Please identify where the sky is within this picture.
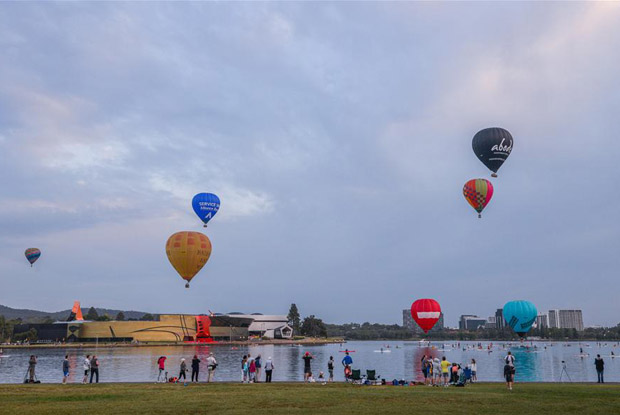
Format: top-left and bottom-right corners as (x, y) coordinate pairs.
(1, 2), (619, 327)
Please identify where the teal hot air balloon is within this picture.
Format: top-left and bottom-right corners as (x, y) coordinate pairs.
(503, 300), (537, 337)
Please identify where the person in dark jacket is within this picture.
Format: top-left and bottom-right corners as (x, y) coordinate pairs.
(595, 355), (605, 383)
(62, 355), (70, 384)
(28, 355), (37, 383)
(90, 356), (99, 383)
(191, 355), (201, 382)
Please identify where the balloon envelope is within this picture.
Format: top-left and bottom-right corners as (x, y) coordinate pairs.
(411, 299), (441, 333)
(472, 127), (513, 176)
(463, 179), (494, 218)
(192, 193), (220, 226)
(25, 248), (41, 266)
(165, 231), (212, 286)
(503, 300), (537, 337)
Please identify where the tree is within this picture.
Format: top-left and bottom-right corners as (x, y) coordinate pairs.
(96, 314), (111, 321)
(116, 312), (125, 321)
(86, 307), (99, 321)
(300, 315), (327, 338)
(287, 304), (301, 334)
(140, 313), (154, 321)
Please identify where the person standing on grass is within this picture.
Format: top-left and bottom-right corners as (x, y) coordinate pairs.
(191, 355), (200, 382)
(342, 351), (353, 380)
(178, 358), (188, 383)
(433, 358), (441, 386)
(206, 353), (217, 383)
(82, 354), (91, 384)
(28, 355), (37, 383)
(504, 361), (515, 390)
(62, 355), (70, 384)
(595, 355), (604, 383)
(303, 352), (313, 382)
(90, 355), (99, 383)
(264, 357), (274, 383)
(471, 359), (477, 383)
(440, 357), (451, 387)
(242, 355), (249, 383)
(254, 354), (262, 382)
(248, 356), (257, 383)
(327, 356), (335, 382)
(157, 356), (167, 382)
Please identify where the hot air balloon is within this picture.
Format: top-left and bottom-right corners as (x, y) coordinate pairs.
(192, 193), (220, 227)
(503, 300), (537, 337)
(165, 231), (212, 288)
(472, 127), (513, 177)
(410, 299), (441, 333)
(25, 248), (41, 267)
(463, 179), (494, 218)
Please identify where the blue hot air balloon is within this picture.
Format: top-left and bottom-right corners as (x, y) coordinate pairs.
(192, 193), (220, 227)
(503, 300), (537, 337)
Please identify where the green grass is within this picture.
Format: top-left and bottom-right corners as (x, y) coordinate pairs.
(0, 383), (618, 414)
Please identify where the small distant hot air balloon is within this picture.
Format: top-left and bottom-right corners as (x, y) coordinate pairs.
(463, 179), (494, 218)
(192, 193), (220, 227)
(503, 300), (537, 338)
(25, 248), (41, 267)
(472, 127), (513, 177)
(410, 299), (442, 333)
(165, 231), (212, 288)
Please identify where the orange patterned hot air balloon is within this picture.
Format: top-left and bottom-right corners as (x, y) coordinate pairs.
(165, 231), (212, 288)
(463, 179), (494, 218)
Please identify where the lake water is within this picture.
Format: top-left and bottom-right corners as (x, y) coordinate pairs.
(1, 340), (618, 384)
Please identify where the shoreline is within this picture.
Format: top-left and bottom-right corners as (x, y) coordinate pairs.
(0, 338), (345, 349)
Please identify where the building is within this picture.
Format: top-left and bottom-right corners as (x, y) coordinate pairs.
(558, 310), (584, 331)
(548, 309), (560, 329)
(402, 310), (444, 334)
(535, 314), (549, 329)
(485, 316), (496, 329)
(13, 302), (293, 343)
(459, 315), (487, 330)
(495, 309), (505, 330)
(547, 309), (584, 331)
(225, 313), (293, 339)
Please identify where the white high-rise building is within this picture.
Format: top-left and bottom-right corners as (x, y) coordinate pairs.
(547, 309), (584, 331)
(559, 310), (584, 331)
(535, 314), (548, 329)
(548, 310), (560, 328)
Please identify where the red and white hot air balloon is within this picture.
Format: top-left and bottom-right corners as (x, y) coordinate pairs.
(410, 299), (441, 333)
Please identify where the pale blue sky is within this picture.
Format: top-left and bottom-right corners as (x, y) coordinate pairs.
(1, 2), (619, 326)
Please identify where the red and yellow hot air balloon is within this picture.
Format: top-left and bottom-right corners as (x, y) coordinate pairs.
(410, 299), (441, 333)
(165, 231), (212, 288)
(463, 178), (494, 218)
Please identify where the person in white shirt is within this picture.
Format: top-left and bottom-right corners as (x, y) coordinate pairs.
(82, 355), (91, 384)
(505, 351), (515, 366)
(264, 357), (274, 383)
(206, 353), (217, 382)
(471, 359), (477, 382)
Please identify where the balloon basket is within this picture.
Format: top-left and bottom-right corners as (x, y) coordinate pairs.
(478, 214), (481, 219)
(185, 283), (190, 288)
(491, 173), (497, 178)
(203, 224), (208, 228)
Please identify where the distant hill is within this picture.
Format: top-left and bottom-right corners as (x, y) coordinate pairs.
(0, 304), (149, 323)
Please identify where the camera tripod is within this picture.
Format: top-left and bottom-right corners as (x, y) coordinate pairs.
(559, 361), (572, 382)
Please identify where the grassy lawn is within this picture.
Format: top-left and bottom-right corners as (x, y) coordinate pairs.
(0, 383), (618, 414)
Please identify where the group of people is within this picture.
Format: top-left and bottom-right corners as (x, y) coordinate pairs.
(156, 353), (217, 383)
(420, 355), (478, 387)
(23, 347), (614, 385)
(240, 353), (275, 383)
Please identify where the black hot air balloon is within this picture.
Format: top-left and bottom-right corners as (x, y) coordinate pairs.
(472, 127), (513, 177)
